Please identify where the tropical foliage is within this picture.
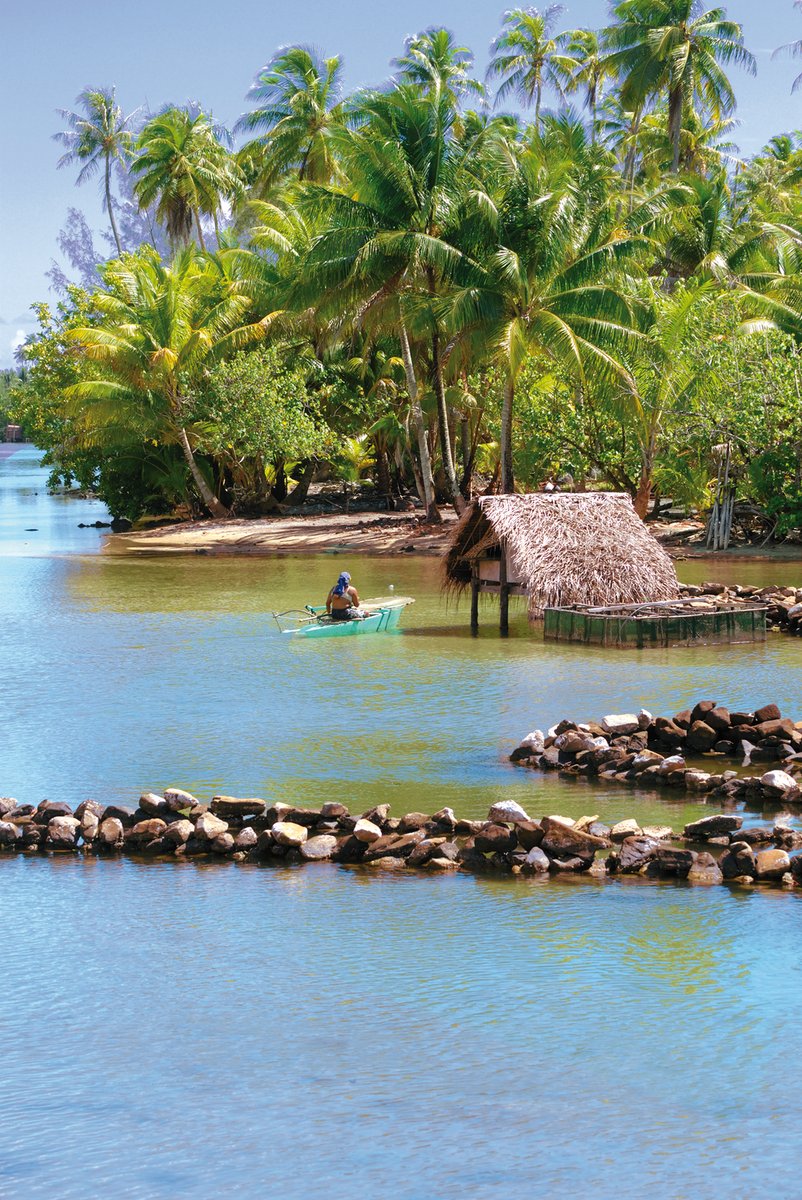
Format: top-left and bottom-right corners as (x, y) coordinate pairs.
(10, 5), (802, 538)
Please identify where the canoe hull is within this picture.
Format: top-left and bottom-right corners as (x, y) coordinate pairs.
(283, 596), (412, 639)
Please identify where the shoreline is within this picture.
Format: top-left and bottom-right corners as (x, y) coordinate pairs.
(105, 508), (802, 562)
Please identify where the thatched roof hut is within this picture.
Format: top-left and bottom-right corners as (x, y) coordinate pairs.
(444, 493), (679, 618)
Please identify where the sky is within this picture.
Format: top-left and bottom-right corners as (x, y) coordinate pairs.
(1, 0), (802, 367)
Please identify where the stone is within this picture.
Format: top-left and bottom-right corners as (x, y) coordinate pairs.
(755, 848), (791, 881)
(617, 836), (659, 873)
(234, 827), (258, 850)
(320, 801), (349, 820)
(0, 822), (21, 847)
(610, 819), (641, 843)
(760, 770), (799, 796)
(487, 800), (531, 826)
(540, 817), (609, 859)
(271, 821), (308, 848)
(690, 700), (717, 724)
(687, 853), (724, 885)
(720, 842), (756, 879)
(283, 807), (324, 828)
(365, 856), (406, 870)
(195, 812), (229, 841)
(631, 751), (664, 771)
(686, 721), (718, 752)
(588, 859), (607, 879)
(791, 855), (802, 883)
(656, 755), (686, 774)
(407, 838), (447, 867)
(331, 836), (366, 863)
(637, 709), (653, 730)
(683, 814), (743, 840)
(754, 703), (782, 723)
(210, 796), (267, 818)
(100, 804), (136, 827)
(773, 825), (802, 849)
(641, 825), (673, 841)
(655, 846), (697, 878)
(34, 801), (73, 825)
(362, 831), (426, 861)
(0, 798), (17, 818)
(80, 811), (99, 840)
(430, 807), (457, 831)
(397, 812), (429, 832)
(97, 817), (124, 847)
(549, 856), (588, 873)
(601, 713), (640, 737)
(421, 856), (461, 871)
(737, 826), (774, 846)
(264, 802), (293, 826)
(683, 770), (713, 792)
(74, 799), (103, 821)
(139, 792), (168, 816)
(353, 818), (382, 844)
(515, 821), (543, 851)
(474, 824), (517, 854)
(361, 804), (391, 826)
(46, 815), (80, 849)
(510, 729), (545, 761)
(298, 835), (337, 860)
(705, 707), (731, 733)
(163, 819), (194, 846)
(127, 818), (167, 845)
(163, 788), (198, 812)
(211, 833), (235, 854)
(555, 731), (590, 754)
(653, 719), (686, 746)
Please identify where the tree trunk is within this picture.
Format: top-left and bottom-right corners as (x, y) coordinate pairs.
(668, 85), (683, 175)
(105, 153), (123, 257)
(633, 471), (652, 519)
(500, 374), (515, 494)
(431, 330), (466, 514)
(178, 427), (230, 518)
(374, 440), (392, 505)
(194, 210), (207, 253)
(399, 324), (441, 523)
(286, 458), (316, 506)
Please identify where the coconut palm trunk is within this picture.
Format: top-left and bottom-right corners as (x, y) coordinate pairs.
(668, 86), (684, 175)
(178, 426), (230, 518)
(500, 375), (515, 494)
(399, 324), (440, 522)
(105, 153), (123, 256)
(431, 329), (466, 513)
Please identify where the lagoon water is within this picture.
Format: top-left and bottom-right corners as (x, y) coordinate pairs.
(2, 443), (802, 1198)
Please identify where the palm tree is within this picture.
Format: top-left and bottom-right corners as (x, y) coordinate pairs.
(554, 29), (616, 139)
(132, 107), (241, 251)
(446, 144), (648, 493)
(235, 46), (344, 189)
(603, 1), (755, 174)
(64, 246), (271, 517)
(772, 1), (802, 92)
(394, 27), (485, 111)
(487, 6), (569, 126)
(54, 87), (139, 256)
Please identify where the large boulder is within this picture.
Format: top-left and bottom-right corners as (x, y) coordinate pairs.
(163, 788), (198, 812)
(687, 853), (723, 885)
(521, 846), (550, 874)
(755, 848), (791, 881)
(139, 792), (169, 817)
(602, 713), (640, 738)
(760, 770), (799, 798)
(686, 721), (718, 752)
(510, 730), (545, 761)
(127, 818), (167, 846)
(683, 814), (742, 841)
(195, 812), (229, 841)
(474, 824), (517, 854)
(487, 800), (531, 826)
(97, 817), (124, 847)
(540, 817), (609, 860)
(271, 821), (308, 848)
(353, 818), (382, 844)
(363, 831), (427, 862)
(616, 836), (659, 874)
(163, 819), (194, 846)
(610, 819), (641, 843)
(720, 841), (756, 879)
(34, 801), (73, 825)
(234, 827), (258, 850)
(0, 822), (21, 848)
(655, 846), (697, 878)
(210, 796), (267, 818)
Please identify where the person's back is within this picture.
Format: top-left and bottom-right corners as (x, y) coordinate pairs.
(326, 572), (361, 619)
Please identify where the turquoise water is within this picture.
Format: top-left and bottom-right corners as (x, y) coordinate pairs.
(3, 444), (802, 1198)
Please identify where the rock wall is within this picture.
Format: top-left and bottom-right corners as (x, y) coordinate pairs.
(679, 582), (802, 635)
(1, 790), (801, 892)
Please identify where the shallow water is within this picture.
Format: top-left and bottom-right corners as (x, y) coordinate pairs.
(3, 444), (802, 1198)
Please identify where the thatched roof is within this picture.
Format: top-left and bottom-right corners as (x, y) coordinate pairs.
(444, 493), (679, 616)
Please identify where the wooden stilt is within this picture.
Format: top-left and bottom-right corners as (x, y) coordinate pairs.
(499, 551), (510, 637)
(470, 566), (479, 635)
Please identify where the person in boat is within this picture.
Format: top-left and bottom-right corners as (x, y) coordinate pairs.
(326, 572), (362, 620)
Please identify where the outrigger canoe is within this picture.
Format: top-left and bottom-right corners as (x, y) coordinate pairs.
(271, 595), (415, 639)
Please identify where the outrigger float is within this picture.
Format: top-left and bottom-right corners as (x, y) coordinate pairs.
(271, 596), (415, 639)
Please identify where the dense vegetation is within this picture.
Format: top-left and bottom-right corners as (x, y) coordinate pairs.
(11, 2), (802, 531)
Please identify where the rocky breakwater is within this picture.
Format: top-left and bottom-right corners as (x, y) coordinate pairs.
(511, 700), (802, 810)
(1, 791), (802, 891)
(679, 582), (802, 635)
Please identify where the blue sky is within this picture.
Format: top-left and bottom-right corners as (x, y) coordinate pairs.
(1, 0), (801, 366)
